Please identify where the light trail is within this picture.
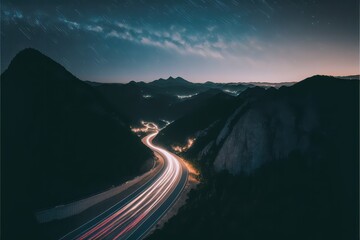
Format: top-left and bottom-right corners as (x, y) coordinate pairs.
(62, 129), (186, 240)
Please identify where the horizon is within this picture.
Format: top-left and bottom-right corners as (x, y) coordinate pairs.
(2, 0), (359, 83)
(90, 74), (360, 84)
(2, 47), (358, 85)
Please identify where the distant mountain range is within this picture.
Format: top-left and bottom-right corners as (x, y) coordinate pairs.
(336, 74), (360, 80)
(85, 75), (298, 126)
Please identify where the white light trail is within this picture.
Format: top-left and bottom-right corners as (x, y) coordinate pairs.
(75, 130), (183, 240)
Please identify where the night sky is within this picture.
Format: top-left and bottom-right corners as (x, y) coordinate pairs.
(1, 0), (359, 83)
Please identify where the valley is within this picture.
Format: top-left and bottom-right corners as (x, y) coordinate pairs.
(1, 49), (358, 240)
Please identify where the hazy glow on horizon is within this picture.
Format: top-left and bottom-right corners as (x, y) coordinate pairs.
(1, 0), (359, 83)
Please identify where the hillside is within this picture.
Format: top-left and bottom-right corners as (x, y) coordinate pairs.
(91, 78), (246, 125)
(1, 48), (153, 239)
(214, 76), (359, 174)
(149, 75), (359, 240)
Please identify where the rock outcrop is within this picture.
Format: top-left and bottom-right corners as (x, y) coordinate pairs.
(214, 76), (358, 174)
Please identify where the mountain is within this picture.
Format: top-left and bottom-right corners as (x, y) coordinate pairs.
(155, 91), (238, 147)
(1, 48), (153, 239)
(154, 86), (265, 160)
(84, 78), (294, 126)
(247, 81), (296, 88)
(214, 76), (358, 174)
(94, 81), (180, 124)
(336, 74), (359, 80)
(166, 88), (226, 120)
(145, 76), (202, 95)
(149, 75), (359, 240)
(90, 79), (246, 125)
(149, 76), (193, 87)
(157, 75), (358, 174)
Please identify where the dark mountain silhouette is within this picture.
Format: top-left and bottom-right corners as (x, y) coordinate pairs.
(149, 76), (192, 87)
(166, 88), (226, 120)
(94, 81), (180, 124)
(202, 81), (252, 94)
(91, 80), (235, 125)
(85, 76), (261, 127)
(1, 48), (153, 239)
(147, 77), (254, 95)
(145, 76), (202, 95)
(150, 75), (359, 240)
(155, 92), (238, 147)
(85, 76), (293, 125)
(154, 86), (265, 158)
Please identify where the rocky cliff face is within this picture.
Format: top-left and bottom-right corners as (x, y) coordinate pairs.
(214, 98), (316, 174)
(213, 76), (358, 174)
(151, 75), (357, 177)
(149, 76), (359, 240)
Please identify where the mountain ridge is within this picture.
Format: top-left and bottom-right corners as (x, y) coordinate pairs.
(1, 48), (153, 239)
(149, 75), (359, 240)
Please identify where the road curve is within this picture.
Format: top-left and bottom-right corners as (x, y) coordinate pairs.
(60, 130), (188, 240)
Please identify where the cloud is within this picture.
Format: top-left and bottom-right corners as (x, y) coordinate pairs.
(170, 32), (186, 45)
(59, 18), (80, 30)
(2, 8), (24, 22)
(1, 8), (260, 61)
(140, 37), (162, 47)
(103, 21), (225, 59)
(106, 30), (120, 38)
(116, 22), (142, 34)
(86, 25), (103, 32)
(106, 30), (134, 41)
(207, 25), (217, 32)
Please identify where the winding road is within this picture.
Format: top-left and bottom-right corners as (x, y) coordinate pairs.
(60, 130), (188, 240)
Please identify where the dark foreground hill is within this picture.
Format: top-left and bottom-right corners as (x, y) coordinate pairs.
(1, 48), (153, 239)
(150, 75), (359, 240)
